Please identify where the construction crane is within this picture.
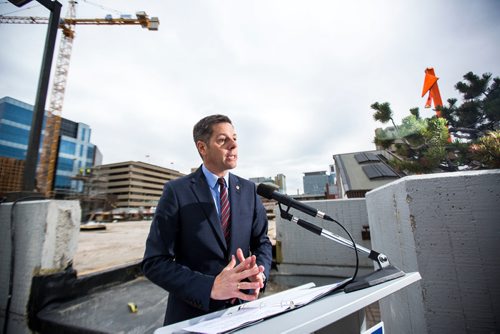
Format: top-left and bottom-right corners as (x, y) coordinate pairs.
(0, 1), (159, 197)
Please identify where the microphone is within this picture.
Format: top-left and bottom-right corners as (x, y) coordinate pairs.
(256, 183), (327, 219)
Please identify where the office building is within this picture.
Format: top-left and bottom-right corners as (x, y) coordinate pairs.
(0, 96), (100, 196)
(249, 173), (287, 194)
(91, 161), (185, 209)
(328, 164), (336, 185)
(303, 170), (332, 195)
(56, 117), (102, 195)
(274, 173), (286, 194)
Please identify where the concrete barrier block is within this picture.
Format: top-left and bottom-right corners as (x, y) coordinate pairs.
(276, 198), (373, 277)
(0, 199), (80, 333)
(366, 170), (500, 334)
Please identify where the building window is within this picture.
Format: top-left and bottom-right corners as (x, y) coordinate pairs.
(0, 144), (26, 159)
(60, 118), (78, 138)
(59, 141), (76, 155)
(87, 146), (94, 160)
(55, 175), (71, 189)
(58, 157), (74, 172)
(0, 124), (29, 145)
(3, 104), (33, 125)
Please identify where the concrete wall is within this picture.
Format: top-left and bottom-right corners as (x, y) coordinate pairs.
(276, 198), (374, 280)
(366, 170), (500, 334)
(0, 200), (81, 334)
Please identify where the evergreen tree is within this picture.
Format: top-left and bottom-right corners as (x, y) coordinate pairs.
(441, 72), (500, 140)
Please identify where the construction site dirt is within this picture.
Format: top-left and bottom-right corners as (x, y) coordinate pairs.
(74, 220), (152, 275)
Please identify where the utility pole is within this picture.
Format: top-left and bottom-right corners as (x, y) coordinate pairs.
(5, 0), (61, 197)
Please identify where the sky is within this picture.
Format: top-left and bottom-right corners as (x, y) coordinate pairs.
(1, 0), (499, 194)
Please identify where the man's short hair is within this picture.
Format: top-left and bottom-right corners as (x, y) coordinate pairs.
(193, 114), (232, 144)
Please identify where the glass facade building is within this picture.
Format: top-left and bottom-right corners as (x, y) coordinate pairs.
(0, 96), (101, 195)
(303, 170), (332, 195)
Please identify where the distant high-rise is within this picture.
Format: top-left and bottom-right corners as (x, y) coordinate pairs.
(92, 161), (184, 208)
(302, 171), (330, 195)
(328, 164), (336, 185)
(0, 96), (100, 196)
(249, 173), (286, 194)
(274, 173), (286, 194)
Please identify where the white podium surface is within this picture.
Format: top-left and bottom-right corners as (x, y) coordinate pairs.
(155, 272), (421, 334)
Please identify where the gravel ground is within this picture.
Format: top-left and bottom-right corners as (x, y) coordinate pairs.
(73, 220), (151, 275)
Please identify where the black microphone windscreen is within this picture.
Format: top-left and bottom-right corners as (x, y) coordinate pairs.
(257, 183), (276, 199)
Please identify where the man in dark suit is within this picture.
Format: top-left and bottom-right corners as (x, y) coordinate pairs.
(142, 114), (273, 325)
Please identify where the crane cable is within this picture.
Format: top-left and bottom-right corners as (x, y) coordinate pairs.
(1, 0), (124, 17)
(0, 3), (41, 16)
(81, 0), (122, 16)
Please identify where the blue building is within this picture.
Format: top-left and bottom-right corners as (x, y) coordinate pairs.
(0, 96), (101, 195)
(303, 169), (336, 196)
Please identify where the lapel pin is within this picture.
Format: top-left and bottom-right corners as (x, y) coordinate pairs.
(236, 185), (240, 191)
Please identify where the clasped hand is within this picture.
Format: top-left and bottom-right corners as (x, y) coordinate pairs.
(210, 248), (265, 301)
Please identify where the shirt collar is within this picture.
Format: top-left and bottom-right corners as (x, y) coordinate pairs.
(202, 164), (229, 189)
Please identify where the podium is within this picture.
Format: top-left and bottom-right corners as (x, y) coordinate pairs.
(155, 272), (421, 334)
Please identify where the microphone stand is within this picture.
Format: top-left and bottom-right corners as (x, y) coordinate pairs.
(278, 204), (405, 293)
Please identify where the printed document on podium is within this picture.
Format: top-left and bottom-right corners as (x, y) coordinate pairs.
(183, 279), (349, 334)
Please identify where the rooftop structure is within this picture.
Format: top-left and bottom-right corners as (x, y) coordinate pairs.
(332, 150), (403, 198)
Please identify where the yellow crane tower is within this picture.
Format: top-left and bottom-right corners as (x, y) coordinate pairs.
(0, 1), (159, 197)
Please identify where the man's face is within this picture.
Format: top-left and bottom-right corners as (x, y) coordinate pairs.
(197, 122), (238, 176)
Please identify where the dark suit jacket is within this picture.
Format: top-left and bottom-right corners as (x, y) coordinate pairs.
(142, 167), (272, 325)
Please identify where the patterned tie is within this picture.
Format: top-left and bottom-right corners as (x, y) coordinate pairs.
(218, 177), (231, 244)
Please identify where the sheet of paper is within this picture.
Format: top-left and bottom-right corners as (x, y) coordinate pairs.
(183, 304), (285, 334)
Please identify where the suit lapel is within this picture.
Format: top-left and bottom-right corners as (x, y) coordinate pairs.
(189, 168), (227, 250)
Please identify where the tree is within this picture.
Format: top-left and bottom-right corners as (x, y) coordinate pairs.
(441, 72), (500, 140)
(373, 71), (500, 174)
(373, 105), (449, 173)
(469, 130), (500, 169)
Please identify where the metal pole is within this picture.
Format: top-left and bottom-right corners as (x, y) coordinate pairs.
(22, 0), (61, 192)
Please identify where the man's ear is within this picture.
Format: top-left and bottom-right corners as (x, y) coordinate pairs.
(196, 140), (206, 157)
